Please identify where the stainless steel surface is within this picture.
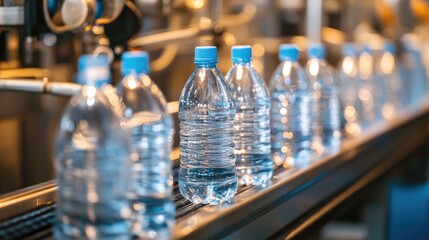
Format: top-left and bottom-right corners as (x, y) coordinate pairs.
(0, 148), (180, 222)
(2, 0), (24, 6)
(0, 180), (56, 221)
(134, 0), (170, 15)
(60, 0), (93, 30)
(306, 0), (322, 43)
(0, 6), (23, 26)
(96, 0), (125, 25)
(0, 78), (81, 96)
(0, 1), (428, 238)
(209, 0), (222, 26)
(129, 26), (213, 49)
(0, 78), (45, 92)
(43, 0), (125, 33)
(0, 79), (181, 114)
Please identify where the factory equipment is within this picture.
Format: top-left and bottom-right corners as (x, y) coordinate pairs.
(0, 0), (429, 239)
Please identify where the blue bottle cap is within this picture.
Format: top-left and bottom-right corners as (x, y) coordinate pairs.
(78, 54), (109, 71)
(342, 43), (356, 57)
(121, 51), (150, 76)
(360, 44), (373, 54)
(194, 46), (218, 64)
(384, 41), (396, 54)
(279, 44), (299, 61)
(308, 43), (326, 59)
(231, 45), (252, 63)
(77, 54), (110, 86)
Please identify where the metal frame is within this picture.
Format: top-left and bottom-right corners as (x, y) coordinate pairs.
(0, 181), (56, 221)
(0, 6), (23, 26)
(0, 78), (81, 96)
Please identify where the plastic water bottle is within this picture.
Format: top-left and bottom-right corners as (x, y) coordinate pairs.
(337, 43), (360, 137)
(54, 55), (132, 239)
(270, 44), (312, 167)
(225, 45), (272, 185)
(306, 43), (341, 155)
(371, 44), (394, 121)
(117, 51), (175, 239)
(356, 46), (377, 128)
(375, 42), (402, 119)
(402, 38), (427, 106)
(178, 46), (238, 205)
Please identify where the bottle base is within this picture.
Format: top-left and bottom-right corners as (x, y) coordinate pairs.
(311, 135), (341, 156)
(179, 178), (238, 205)
(236, 167), (273, 186)
(132, 226), (173, 240)
(54, 221), (131, 240)
(130, 196), (175, 240)
(272, 151), (313, 168)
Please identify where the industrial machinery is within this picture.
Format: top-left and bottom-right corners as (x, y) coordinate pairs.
(0, 0), (429, 239)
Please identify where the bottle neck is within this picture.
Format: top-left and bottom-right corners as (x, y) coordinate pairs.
(196, 63), (217, 68)
(345, 54), (357, 59)
(122, 70), (149, 78)
(85, 79), (109, 89)
(281, 58), (298, 63)
(233, 61), (251, 66)
(79, 71), (111, 89)
(309, 56), (324, 61)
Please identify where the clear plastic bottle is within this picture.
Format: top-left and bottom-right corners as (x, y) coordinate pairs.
(337, 43), (360, 137)
(54, 55), (132, 239)
(402, 39), (428, 106)
(356, 46), (377, 128)
(372, 44), (394, 121)
(178, 46), (238, 205)
(225, 45), (272, 185)
(306, 43), (341, 155)
(375, 42), (402, 119)
(116, 51), (175, 240)
(270, 44), (312, 167)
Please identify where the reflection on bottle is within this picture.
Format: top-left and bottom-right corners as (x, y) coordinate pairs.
(356, 48), (376, 129)
(306, 43), (341, 156)
(337, 43), (361, 137)
(270, 44), (312, 168)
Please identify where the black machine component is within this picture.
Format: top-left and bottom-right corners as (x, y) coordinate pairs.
(21, 0), (50, 67)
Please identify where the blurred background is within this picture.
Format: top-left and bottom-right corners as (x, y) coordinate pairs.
(0, 0), (429, 239)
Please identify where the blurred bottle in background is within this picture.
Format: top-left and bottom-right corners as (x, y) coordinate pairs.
(337, 43), (361, 137)
(402, 36), (428, 106)
(306, 43), (341, 155)
(179, 46), (238, 205)
(225, 46), (272, 185)
(270, 44), (312, 167)
(54, 55), (132, 239)
(356, 46), (377, 129)
(117, 52), (175, 240)
(371, 43), (398, 121)
(376, 42), (403, 119)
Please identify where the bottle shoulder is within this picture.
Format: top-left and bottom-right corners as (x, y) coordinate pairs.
(270, 61), (311, 92)
(179, 66), (235, 109)
(116, 74), (169, 116)
(69, 86), (112, 111)
(56, 87), (130, 149)
(225, 64), (270, 101)
(305, 59), (336, 87)
(337, 56), (359, 79)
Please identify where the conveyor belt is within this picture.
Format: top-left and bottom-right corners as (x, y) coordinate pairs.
(0, 204), (54, 240)
(2, 102), (429, 240)
(0, 166), (262, 239)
